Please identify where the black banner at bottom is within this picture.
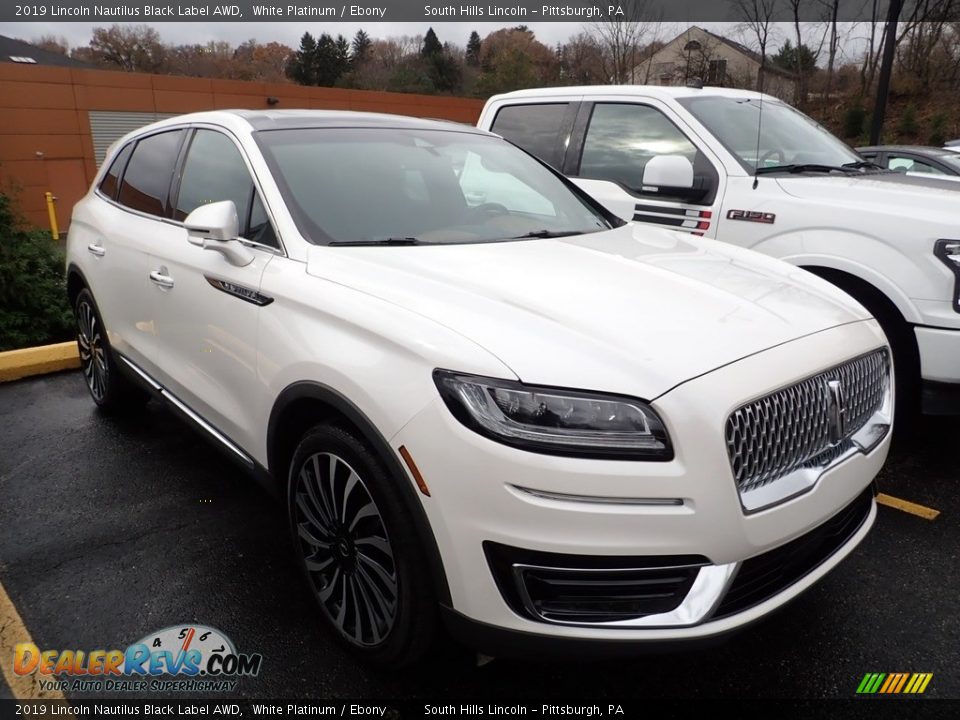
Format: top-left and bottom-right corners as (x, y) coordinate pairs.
(0, 699), (956, 720)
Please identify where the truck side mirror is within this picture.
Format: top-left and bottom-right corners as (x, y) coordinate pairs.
(642, 155), (695, 192)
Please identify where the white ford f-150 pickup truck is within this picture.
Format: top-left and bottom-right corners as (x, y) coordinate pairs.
(478, 85), (960, 419)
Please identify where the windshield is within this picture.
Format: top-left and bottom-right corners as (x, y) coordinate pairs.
(677, 96), (861, 173)
(254, 128), (611, 245)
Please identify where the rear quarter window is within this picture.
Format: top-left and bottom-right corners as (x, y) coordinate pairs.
(117, 130), (185, 217)
(490, 103), (570, 169)
(98, 142), (133, 201)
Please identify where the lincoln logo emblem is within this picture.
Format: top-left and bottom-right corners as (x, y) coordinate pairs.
(827, 379), (847, 444)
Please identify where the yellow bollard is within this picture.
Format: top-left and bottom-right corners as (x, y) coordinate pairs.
(44, 191), (59, 241)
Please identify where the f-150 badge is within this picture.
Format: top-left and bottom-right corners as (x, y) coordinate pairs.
(727, 209), (776, 224)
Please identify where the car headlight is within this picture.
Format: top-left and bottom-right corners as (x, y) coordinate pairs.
(433, 370), (672, 460)
(935, 239), (960, 312)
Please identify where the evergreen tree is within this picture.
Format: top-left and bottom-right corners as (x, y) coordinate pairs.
(351, 29), (372, 65)
(466, 31), (481, 66)
(772, 40), (817, 74)
(310, 33), (352, 86)
(422, 27), (442, 57)
(286, 31), (318, 85)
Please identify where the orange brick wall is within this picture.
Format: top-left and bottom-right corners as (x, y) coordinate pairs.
(0, 64), (486, 230)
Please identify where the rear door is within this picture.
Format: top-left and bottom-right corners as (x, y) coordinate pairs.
(488, 102), (579, 172)
(564, 99), (725, 237)
(150, 127), (280, 454)
(90, 129), (187, 376)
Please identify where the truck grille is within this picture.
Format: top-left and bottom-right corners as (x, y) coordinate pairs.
(725, 349), (889, 503)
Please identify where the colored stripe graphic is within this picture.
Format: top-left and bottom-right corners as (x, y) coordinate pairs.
(857, 672), (933, 694)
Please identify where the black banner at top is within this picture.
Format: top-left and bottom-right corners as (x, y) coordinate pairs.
(0, 0), (927, 23)
(0, 699), (958, 720)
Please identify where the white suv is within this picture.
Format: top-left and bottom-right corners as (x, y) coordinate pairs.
(67, 110), (890, 664)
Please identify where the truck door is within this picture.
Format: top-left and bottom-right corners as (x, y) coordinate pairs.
(563, 101), (725, 238)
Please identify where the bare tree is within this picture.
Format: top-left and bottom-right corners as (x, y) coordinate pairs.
(731, 0), (779, 91)
(86, 25), (166, 73)
(893, 0), (958, 90)
(818, 0), (842, 105)
(31, 35), (70, 55)
(560, 31), (607, 84)
(589, 0), (663, 84)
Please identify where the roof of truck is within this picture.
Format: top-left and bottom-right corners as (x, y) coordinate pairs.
(488, 85), (779, 103)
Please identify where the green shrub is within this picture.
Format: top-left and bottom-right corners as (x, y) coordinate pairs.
(843, 105), (867, 138)
(0, 190), (73, 352)
(929, 112), (949, 147)
(897, 103), (918, 137)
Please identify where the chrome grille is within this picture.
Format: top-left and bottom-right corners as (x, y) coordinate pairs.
(725, 349), (890, 498)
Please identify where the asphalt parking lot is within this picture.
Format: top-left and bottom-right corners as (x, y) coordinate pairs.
(0, 371), (957, 700)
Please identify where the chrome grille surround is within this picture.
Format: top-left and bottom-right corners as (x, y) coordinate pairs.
(725, 349), (891, 513)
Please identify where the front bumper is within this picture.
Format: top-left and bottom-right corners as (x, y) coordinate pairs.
(392, 321), (890, 645)
(916, 326), (960, 414)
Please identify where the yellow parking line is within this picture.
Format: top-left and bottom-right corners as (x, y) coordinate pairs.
(0, 578), (67, 701)
(876, 493), (940, 521)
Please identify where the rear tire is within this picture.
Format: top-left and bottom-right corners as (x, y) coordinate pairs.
(74, 288), (149, 413)
(287, 424), (437, 666)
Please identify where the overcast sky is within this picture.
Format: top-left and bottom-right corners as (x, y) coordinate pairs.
(1, 21), (756, 51)
(0, 20), (869, 61)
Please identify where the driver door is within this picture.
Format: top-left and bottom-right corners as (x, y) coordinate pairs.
(565, 99), (725, 238)
(150, 127), (281, 456)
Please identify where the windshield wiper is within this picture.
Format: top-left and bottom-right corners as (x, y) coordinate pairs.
(755, 163), (862, 175)
(510, 230), (584, 239)
(842, 160), (885, 170)
(328, 237), (424, 246)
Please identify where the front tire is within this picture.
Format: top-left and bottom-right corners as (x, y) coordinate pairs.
(74, 288), (148, 412)
(287, 424), (437, 665)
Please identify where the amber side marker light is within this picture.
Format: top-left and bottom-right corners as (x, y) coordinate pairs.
(399, 445), (431, 497)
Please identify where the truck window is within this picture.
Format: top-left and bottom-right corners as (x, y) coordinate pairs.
(579, 103), (699, 195)
(490, 104), (570, 169)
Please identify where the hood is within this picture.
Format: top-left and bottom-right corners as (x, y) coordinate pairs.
(776, 172), (960, 214)
(306, 224), (871, 399)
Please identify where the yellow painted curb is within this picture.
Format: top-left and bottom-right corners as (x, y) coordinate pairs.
(0, 578), (67, 701)
(0, 341), (79, 382)
(876, 493), (941, 520)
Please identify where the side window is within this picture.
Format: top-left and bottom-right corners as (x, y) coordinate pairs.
(117, 130), (184, 217)
(887, 155), (947, 175)
(175, 130), (253, 225)
(578, 103), (716, 203)
(490, 104), (570, 169)
(99, 142), (133, 201)
(175, 129), (278, 248)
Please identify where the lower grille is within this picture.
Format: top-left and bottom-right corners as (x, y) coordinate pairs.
(713, 486), (874, 619)
(484, 543), (706, 625)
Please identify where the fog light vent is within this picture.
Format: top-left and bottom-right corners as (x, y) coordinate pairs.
(484, 542), (708, 626)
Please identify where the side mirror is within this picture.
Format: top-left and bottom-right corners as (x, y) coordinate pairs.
(642, 155), (695, 192)
(184, 201), (253, 267)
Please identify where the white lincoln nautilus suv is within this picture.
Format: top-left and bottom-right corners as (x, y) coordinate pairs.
(66, 110), (892, 665)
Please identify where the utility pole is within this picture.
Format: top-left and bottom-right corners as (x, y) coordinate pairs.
(870, 0), (903, 144)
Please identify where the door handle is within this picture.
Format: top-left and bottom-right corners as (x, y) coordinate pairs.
(87, 243), (106, 257)
(149, 269), (175, 289)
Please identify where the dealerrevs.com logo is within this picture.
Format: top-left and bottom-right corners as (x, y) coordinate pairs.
(13, 625), (263, 693)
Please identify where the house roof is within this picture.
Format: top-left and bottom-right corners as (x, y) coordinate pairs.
(680, 26), (797, 79)
(0, 35), (93, 68)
